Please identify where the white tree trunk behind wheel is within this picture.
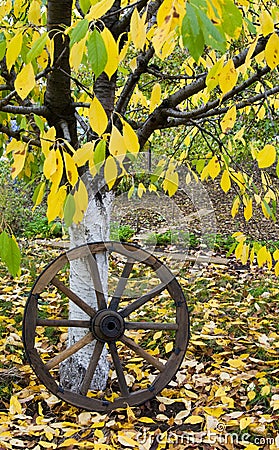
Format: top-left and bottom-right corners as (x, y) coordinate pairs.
(60, 181), (113, 392)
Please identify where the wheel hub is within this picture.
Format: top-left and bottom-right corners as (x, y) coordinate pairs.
(91, 310), (125, 342)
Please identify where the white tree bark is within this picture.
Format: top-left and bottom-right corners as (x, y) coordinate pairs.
(60, 174), (114, 392)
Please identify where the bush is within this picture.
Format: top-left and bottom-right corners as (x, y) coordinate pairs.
(0, 160), (31, 235)
(110, 222), (135, 241)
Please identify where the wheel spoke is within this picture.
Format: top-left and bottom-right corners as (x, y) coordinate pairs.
(87, 254), (107, 310)
(80, 340), (105, 396)
(52, 277), (96, 318)
(37, 319), (91, 328)
(45, 332), (94, 370)
(121, 335), (165, 372)
(125, 322), (178, 331)
(109, 260), (134, 311)
(109, 341), (129, 397)
(119, 283), (166, 318)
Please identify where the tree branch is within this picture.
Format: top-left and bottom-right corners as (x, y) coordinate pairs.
(164, 86), (279, 128)
(0, 105), (48, 116)
(165, 65), (271, 120)
(115, 46), (155, 115)
(0, 124), (41, 147)
(137, 33), (277, 147)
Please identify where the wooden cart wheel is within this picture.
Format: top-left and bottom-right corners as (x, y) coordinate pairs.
(23, 242), (189, 411)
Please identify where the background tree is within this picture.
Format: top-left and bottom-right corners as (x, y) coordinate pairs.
(0, 0), (278, 390)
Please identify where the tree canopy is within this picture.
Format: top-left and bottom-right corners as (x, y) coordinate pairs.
(0, 0), (278, 275)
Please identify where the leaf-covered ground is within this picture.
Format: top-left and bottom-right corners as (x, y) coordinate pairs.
(0, 243), (279, 450)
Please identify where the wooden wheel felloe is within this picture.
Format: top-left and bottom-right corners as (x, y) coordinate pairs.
(23, 242), (189, 411)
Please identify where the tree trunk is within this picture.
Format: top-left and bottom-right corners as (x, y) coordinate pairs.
(60, 174), (114, 391)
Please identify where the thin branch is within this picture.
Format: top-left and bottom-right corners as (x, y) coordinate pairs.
(59, 119), (71, 141)
(166, 85), (279, 127)
(165, 65), (271, 120)
(0, 84), (10, 91)
(0, 124), (41, 147)
(111, 0), (150, 36)
(115, 46), (155, 115)
(0, 104), (48, 116)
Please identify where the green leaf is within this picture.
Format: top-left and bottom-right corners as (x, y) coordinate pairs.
(70, 19), (88, 48)
(79, 0), (91, 14)
(94, 140), (106, 172)
(182, 7), (204, 61)
(220, 0), (243, 38)
(0, 33), (6, 61)
(0, 231), (21, 277)
(87, 29), (107, 79)
(63, 194), (76, 228)
(197, 10), (226, 52)
(34, 114), (45, 133)
(26, 32), (48, 63)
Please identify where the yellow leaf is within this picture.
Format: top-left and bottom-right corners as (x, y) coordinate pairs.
(184, 415), (204, 424)
(104, 155), (118, 190)
(51, 149), (64, 190)
(43, 149), (56, 179)
(130, 8), (146, 50)
(122, 120), (140, 154)
(138, 417), (155, 423)
(261, 385), (270, 396)
(220, 106), (236, 133)
(260, 10), (274, 37)
(70, 36), (87, 72)
(28, 0), (41, 25)
(256, 144), (276, 168)
(273, 249), (279, 261)
(89, 97), (108, 136)
(265, 33), (279, 69)
(14, 63), (36, 100)
(243, 445), (259, 450)
(203, 406), (224, 418)
(58, 438), (78, 448)
(239, 416), (252, 430)
(109, 125), (126, 159)
(165, 342), (173, 353)
(257, 246), (268, 268)
(73, 142), (94, 167)
(47, 186), (67, 222)
(73, 180), (88, 224)
(9, 395), (22, 415)
(247, 390), (256, 401)
(231, 196), (240, 218)
(219, 59), (238, 95)
(137, 182), (146, 198)
(39, 441), (57, 449)
(41, 127), (56, 157)
(162, 168), (179, 197)
(207, 155), (220, 179)
(206, 57), (224, 92)
(220, 169), (231, 193)
(221, 395), (234, 408)
(86, 0), (115, 20)
(228, 358), (246, 369)
(63, 152), (79, 186)
(117, 434), (139, 448)
(33, 182), (45, 210)
(244, 197), (253, 221)
(275, 261), (279, 276)
(11, 141), (27, 179)
(6, 32), (23, 71)
(149, 83), (161, 113)
(101, 27), (118, 79)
